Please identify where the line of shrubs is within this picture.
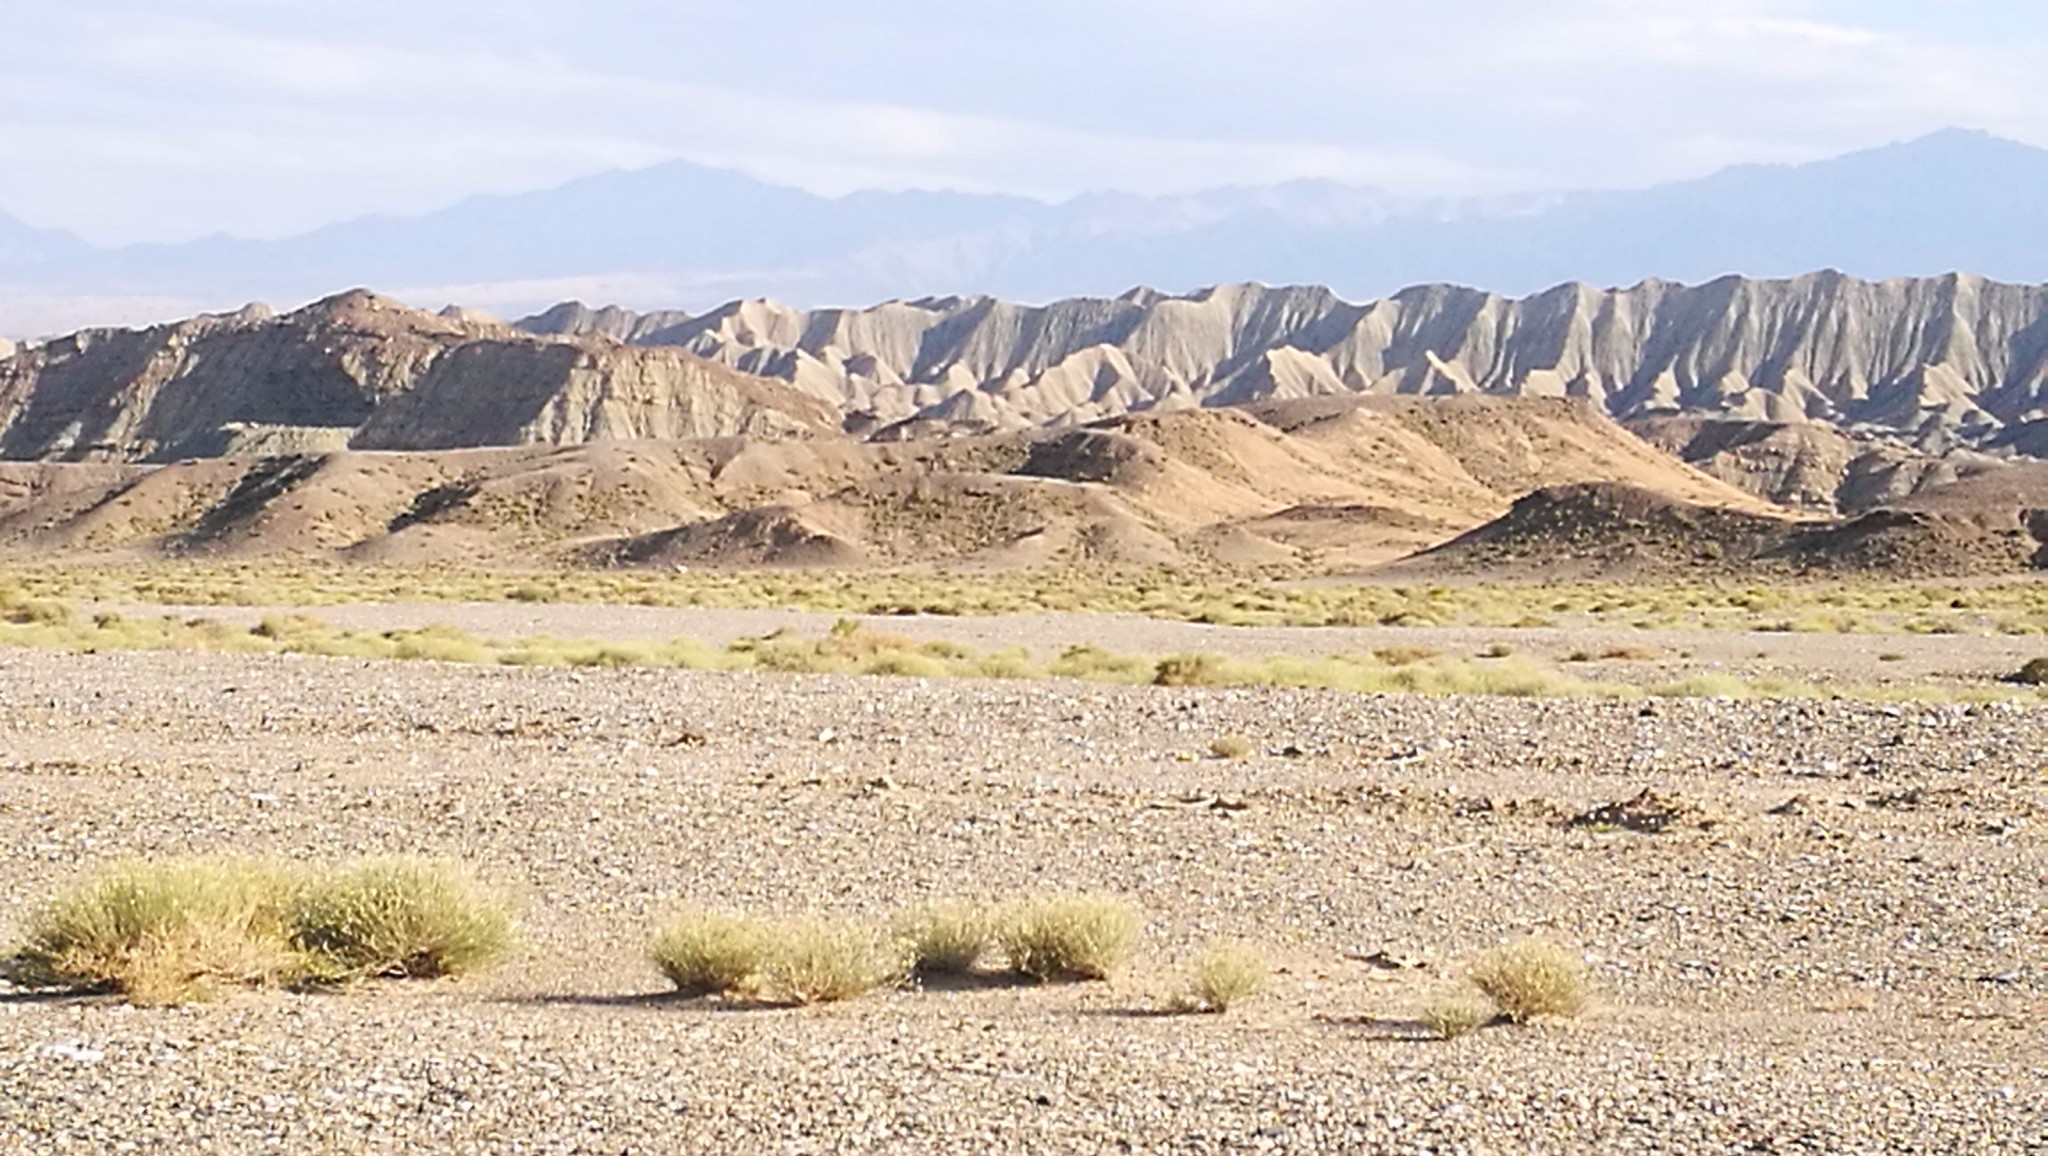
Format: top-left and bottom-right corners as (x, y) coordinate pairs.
(1, 858), (1586, 1034)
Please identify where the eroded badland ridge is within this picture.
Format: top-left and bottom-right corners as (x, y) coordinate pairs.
(523, 272), (2048, 452)
(0, 276), (2044, 575)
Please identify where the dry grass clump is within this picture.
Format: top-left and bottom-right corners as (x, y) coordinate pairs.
(1421, 997), (1499, 1040)
(897, 902), (997, 976)
(758, 921), (908, 1005)
(998, 894), (1141, 982)
(286, 859), (512, 982)
(1153, 653), (1237, 687)
(8, 859), (298, 1006)
(651, 913), (775, 998)
(1047, 644), (1156, 683)
(1466, 938), (1590, 1023)
(651, 913), (906, 1004)
(7, 857), (511, 1005)
(1172, 942), (1267, 1013)
(1372, 645), (1441, 666)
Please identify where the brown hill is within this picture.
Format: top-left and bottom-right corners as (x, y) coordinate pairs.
(1398, 475), (2048, 580)
(0, 396), (1780, 571)
(0, 291), (837, 463)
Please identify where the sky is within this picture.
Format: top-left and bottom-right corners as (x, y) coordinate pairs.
(2, 0), (2045, 245)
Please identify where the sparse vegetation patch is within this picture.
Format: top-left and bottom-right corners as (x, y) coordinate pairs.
(287, 859), (512, 982)
(1466, 938), (1590, 1023)
(999, 894), (1141, 983)
(1421, 998), (1498, 1040)
(1172, 942), (1267, 1013)
(651, 913), (776, 999)
(7, 857), (512, 1005)
(898, 902), (997, 977)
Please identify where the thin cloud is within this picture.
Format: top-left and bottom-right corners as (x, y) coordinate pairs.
(0, 1), (2044, 242)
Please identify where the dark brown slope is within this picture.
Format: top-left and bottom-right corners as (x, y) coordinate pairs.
(1394, 473), (2048, 580)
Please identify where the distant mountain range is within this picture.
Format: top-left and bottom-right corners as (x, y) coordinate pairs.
(7, 129), (2048, 337)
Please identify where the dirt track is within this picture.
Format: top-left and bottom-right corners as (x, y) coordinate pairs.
(0, 636), (2043, 1153)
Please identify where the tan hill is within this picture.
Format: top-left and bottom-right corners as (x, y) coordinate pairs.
(523, 272), (2048, 451)
(1626, 416), (2001, 514)
(0, 396), (1779, 571)
(0, 291), (837, 463)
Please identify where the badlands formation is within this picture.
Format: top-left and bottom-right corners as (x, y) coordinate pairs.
(0, 276), (2043, 575)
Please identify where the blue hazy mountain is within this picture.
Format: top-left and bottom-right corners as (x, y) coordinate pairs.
(6, 128), (2048, 330)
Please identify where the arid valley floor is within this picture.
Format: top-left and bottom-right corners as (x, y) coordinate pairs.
(1, 602), (2043, 1154)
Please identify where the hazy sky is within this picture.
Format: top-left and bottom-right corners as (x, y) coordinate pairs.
(4, 0), (2044, 244)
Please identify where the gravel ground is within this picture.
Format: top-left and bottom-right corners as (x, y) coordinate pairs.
(0, 638), (2043, 1154)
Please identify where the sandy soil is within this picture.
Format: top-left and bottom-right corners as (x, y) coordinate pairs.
(0, 630), (2043, 1153)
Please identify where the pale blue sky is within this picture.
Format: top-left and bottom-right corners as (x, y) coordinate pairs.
(2, 0), (2042, 244)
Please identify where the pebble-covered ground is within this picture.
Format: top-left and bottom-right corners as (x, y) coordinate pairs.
(0, 634), (2042, 1153)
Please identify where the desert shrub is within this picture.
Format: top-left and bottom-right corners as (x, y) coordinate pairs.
(506, 582), (555, 603)
(1153, 653), (1234, 687)
(898, 902), (996, 976)
(970, 648), (1038, 680)
(1372, 645), (1440, 667)
(1174, 942), (1267, 1013)
(2010, 657), (2048, 686)
(758, 921), (907, 1005)
(1208, 735), (1253, 760)
(1467, 938), (1589, 1022)
(384, 625), (491, 665)
(1420, 998), (1496, 1040)
(1047, 644), (1154, 683)
(2, 596), (73, 626)
(8, 859), (299, 1005)
(1479, 642), (1515, 659)
(651, 913), (775, 998)
(286, 859), (512, 982)
(999, 894), (1140, 982)
(857, 649), (952, 679)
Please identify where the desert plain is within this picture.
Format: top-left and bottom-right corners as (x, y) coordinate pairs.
(0, 594), (2042, 1155)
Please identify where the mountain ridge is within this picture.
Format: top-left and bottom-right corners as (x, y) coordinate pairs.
(516, 271), (2048, 452)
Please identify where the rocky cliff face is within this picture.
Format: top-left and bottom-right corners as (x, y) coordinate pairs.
(0, 291), (837, 462)
(523, 272), (2048, 450)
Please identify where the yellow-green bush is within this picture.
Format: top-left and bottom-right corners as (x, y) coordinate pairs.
(898, 902), (996, 976)
(651, 913), (775, 998)
(1467, 938), (1589, 1022)
(8, 859), (298, 1006)
(7, 856), (511, 1004)
(1174, 942), (1267, 1013)
(758, 921), (908, 1005)
(286, 859), (512, 982)
(998, 894), (1141, 982)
